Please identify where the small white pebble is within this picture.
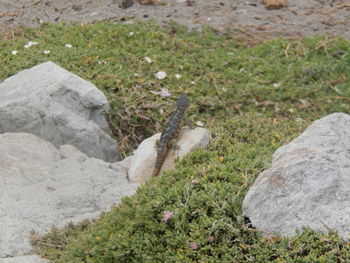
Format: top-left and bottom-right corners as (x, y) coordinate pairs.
(239, 68), (245, 72)
(39, 19), (44, 24)
(24, 41), (39, 49)
(273, 83), (281, 88)
(191, 179), (200, 184)
(207, 17), (212, 21)
(65, 44), (73, 48)
(175, 74), (182, 79)
(179, 65), (184, 69)
(134, 73), (139, 77)
(191, 81), (196, 85)
(155, 71), (167, 80)
(11, 50), (18, 55)
(129, 32), (134, 36)
(43, 50), (51, 55)
(196, 121), (204, 127)
(145, 56), (152, 63)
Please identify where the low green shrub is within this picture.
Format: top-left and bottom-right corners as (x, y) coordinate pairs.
(2, 21), (349, 262)
(34, 117), (350, 262)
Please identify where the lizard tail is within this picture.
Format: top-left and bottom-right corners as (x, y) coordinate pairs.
(151, 167), (161, 177)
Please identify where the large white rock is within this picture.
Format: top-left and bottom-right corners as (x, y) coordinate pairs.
(0, 61), (120, 162)
(0, 133), (139, 258)
(128, 127), (210, 184)
(0, 255), (48, 263)
(243, 113), (350, 239)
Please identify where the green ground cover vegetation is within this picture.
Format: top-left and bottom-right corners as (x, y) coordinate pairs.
(1, 21), (349, 262)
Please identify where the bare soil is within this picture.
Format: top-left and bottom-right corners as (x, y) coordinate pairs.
(1, 0), (350, 41)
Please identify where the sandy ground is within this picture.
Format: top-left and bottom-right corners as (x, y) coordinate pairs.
(0, 0), (350, 41)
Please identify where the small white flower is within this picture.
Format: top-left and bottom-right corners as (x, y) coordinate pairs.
(175, 74), (182, 79)
(129, 32), (134, 36)
(196, 121), (204, 127)
(24, 41), (39, 49)
(161, 210), (174, 223)
(43, 50), (51, 55)
(11, 50), (18, 55)
(273, 83), (281, 88)
(179, 65), (184, 69)
(159, 88), (171, 97)
(134, 73), (139, 77)
(65, 44), (73, 48)
(144, 56), (152, 63)
(191, 81), (196, 85)
(155, 71), (167, 80)
(227, 52), (234, 55)
(239, 68), (245, 72)
(39, 19), (44, 24)
(98, 60), (107, 65)
(150, 88), (171, 97)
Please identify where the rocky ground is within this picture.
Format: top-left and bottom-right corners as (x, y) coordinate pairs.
(1, 0), (350, 41)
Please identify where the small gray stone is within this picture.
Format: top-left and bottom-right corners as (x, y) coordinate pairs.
(128, 127), (210, 184)
(243, 113), (350, 239)
(0, 61), (120, 162)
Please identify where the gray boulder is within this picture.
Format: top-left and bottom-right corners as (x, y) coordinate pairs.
(243, 113), (350, 239)
(0, 61), (120, 162)
(0, 255), (48, 263)
(0, 133), (139, 258)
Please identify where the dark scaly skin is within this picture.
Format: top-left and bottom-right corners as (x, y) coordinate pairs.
(152, 95), (189, 177)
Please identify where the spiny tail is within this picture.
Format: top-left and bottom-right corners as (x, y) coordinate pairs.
(151, 166), (161, 177)
(152, 149), (167, 177)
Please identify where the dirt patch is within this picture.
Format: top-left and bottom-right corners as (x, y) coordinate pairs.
(1, 0), (350, 41)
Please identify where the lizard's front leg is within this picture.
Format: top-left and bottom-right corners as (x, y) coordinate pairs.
(169, 138), (181, 157)
(154, 139), (160, 152)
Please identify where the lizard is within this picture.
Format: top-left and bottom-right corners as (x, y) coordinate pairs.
(151, 94), (190, 177)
